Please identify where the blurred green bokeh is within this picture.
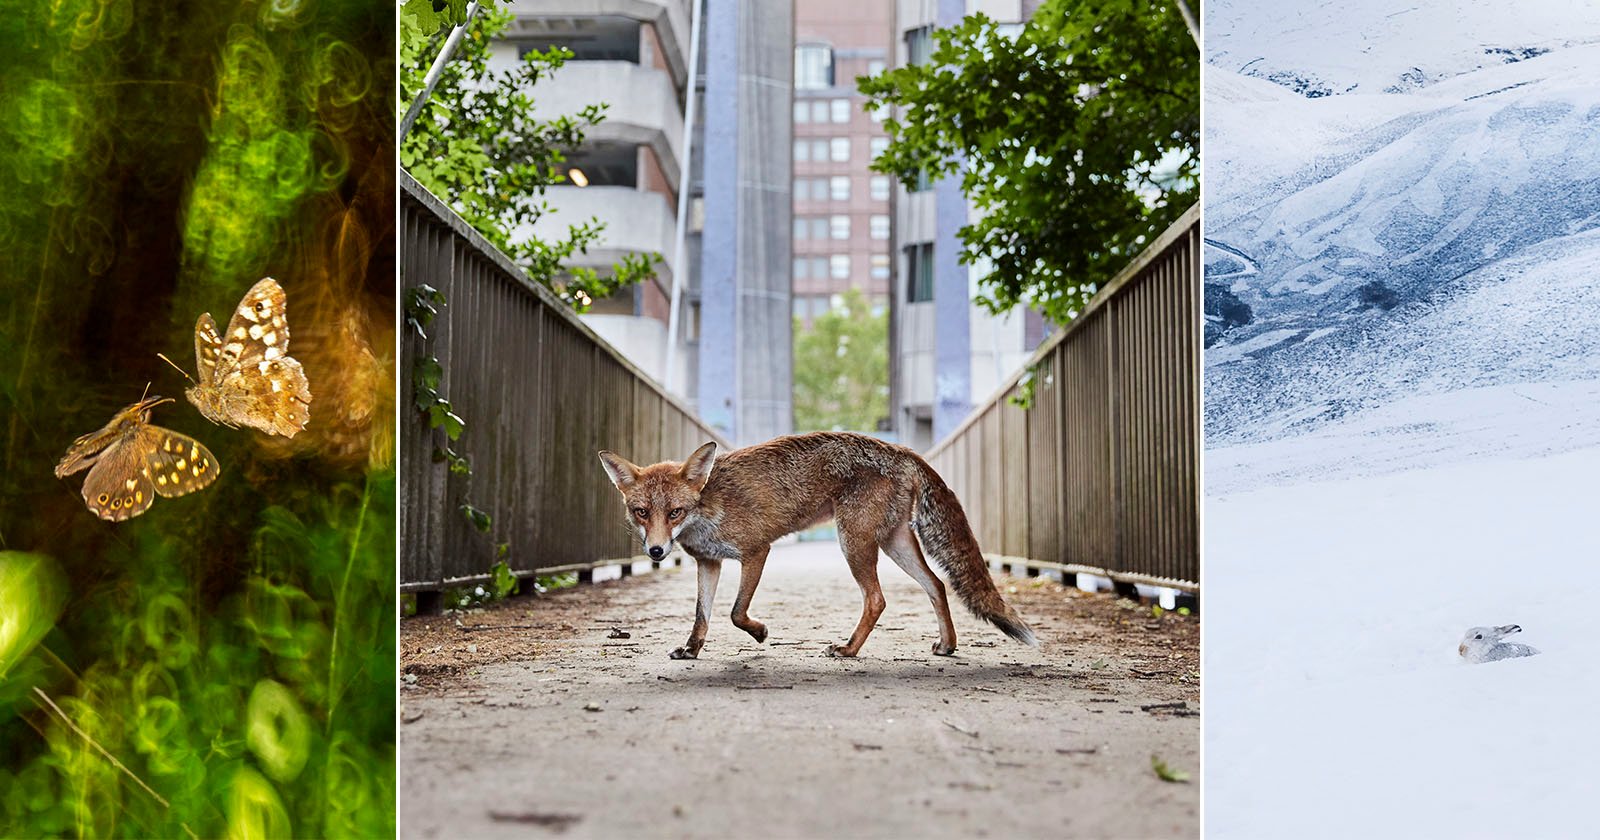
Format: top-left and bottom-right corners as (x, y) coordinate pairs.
(0, 2), (395, 837)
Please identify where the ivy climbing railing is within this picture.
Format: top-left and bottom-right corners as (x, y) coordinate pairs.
(400, 173), (729, 593)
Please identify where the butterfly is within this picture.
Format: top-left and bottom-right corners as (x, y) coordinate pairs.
(173, 277), (312, 437)
(54, 395), (220, 521)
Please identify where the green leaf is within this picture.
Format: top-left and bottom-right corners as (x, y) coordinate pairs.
(488, 560), (518, 599)
(857, 0), (1197, 326)
(460, 504), (491, 533)
(1151, 755), (1190, 783)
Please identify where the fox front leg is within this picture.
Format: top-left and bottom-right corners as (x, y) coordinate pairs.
(671, 558), (722, 660)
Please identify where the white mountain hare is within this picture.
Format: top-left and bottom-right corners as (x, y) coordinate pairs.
(1458, 624), (1541, 664)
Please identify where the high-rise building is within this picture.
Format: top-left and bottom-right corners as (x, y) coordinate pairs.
(489, 2), (692, 385)
(791, 0), (895, 326)
(490, 0), (793, 445)
(888, 0), (1046, 451)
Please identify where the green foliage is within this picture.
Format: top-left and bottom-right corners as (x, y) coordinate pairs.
(489, 560), (519, 599)
(400, 6), (658, 312)
(0, 3), (396, 835)
(1151, 754), (1192, 783)
(860, 0), (1199, 325)
(533, 573), (579, 595)
(793, 289), (890, 432)
(460, 504), (492, 533)
(1009, 364), (1040, 410)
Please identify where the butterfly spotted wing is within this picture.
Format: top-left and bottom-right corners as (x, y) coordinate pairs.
(55, 397), (220, 522)
(189, 277), (312, 437)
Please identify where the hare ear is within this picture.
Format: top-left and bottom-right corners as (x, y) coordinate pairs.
(597, 451), (641, 491)
(679, 442), (717, 491)
(1495, 624), (1522, 636)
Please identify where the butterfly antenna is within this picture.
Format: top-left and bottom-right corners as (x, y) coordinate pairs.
(155, 352), (196, 385)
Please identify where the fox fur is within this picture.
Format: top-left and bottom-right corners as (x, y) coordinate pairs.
(597, 431), (1036, 659)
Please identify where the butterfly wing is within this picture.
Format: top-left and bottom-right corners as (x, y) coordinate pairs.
(218, 357), (312, 437)
(206, 278), (312, 437)
(221, 278), (291, 360)
(56, 422), (115, 478)
(193, 311), (226, 388)
(140, 425), (220, 499)
(80, 436), (156, 521)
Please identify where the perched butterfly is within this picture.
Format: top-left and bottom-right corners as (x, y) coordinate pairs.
(174, 277), (312, 437)
(54, 396), (220, 521)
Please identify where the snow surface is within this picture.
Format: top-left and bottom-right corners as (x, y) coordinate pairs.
(1205, 436), (1600, 839)
(1205, 3), (1600, 836)
(1205, 14), (1600, 446)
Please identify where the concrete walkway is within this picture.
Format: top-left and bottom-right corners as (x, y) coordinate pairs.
(400, 541), (1199, 839)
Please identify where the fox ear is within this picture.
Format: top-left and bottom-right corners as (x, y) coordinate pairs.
(680, 442), (717, 491)
(597, 451), (640, 491)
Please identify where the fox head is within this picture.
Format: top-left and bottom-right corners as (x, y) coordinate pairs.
(596, 442), (717, 561)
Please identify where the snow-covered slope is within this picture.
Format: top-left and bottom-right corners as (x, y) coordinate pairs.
(1208, 0), (1600, 95)
(1205, 443), (1600, 839)
(1204, 6), (1600, 445)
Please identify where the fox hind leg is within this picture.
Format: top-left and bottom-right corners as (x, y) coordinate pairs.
(671, 558), (722, 660)
(883, 522), (957, 655)
(827, 517), (886, 658)
(730, 545), (770, 643)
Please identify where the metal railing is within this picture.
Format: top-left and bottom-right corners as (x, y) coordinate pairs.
(925, 204), (1200, 590)
(400, 173), (728, 592)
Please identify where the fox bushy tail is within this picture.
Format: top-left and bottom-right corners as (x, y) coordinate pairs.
(912, 465), (1037, 646)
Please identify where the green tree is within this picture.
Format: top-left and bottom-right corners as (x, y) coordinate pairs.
(399, 3), (656, 311)
(860, 0), (1198, 325)
(793, 290), (890, 432)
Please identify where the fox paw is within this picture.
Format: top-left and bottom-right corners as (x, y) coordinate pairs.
(932, 641), (956, 656)
(668, 646), (699, 660)
(825, 643), (857, 658)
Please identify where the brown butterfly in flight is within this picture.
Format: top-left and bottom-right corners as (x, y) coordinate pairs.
(55, 395), (220, 521)
(161, 277), (312, 437)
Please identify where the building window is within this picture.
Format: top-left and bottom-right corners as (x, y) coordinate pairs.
(794, 257), (810, 278)
(906, 26), (932, 66)
(906, 243), (934, 302)
(830, 254), (851, 279)
(793, 177), (807, 200)
(810, 256), (828, 277)
(793, 100), (809, 123)
(829, 176), (850, 201)
(795, 44), (834, 90)
(830, 215), (850, 239)
(793, 139), (810, 162)
(870, 215), (889, 240)
(870, 175), (890, 200)
(867, 59), (886, 76)
(912, 167), (932, 193)
(690, 196), (704, 232)
(812, 139), (829, 161)
(830, 98), (850, 123)
(829, 138), (850, 162)
(869, 137), (889, 159)
(811, 217), (828, 239)
(793, 216), (809, 239)
(870, 253), (890, 279)
(811, 100), (829, 123)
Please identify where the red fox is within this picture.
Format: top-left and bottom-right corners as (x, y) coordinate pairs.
(597, 431), (1036, 659)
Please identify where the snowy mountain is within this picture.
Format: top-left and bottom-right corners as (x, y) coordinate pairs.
(1204, 4), (1600, 451)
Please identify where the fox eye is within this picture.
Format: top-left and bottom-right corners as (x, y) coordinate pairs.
(632, 507), (649, 519)
(668, 508), (684, 520)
